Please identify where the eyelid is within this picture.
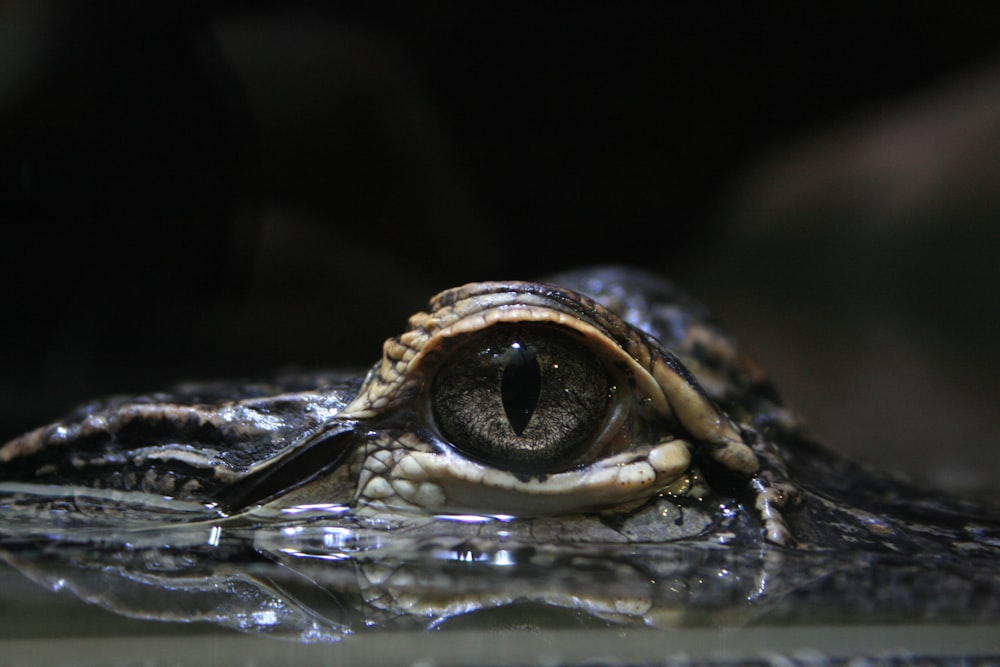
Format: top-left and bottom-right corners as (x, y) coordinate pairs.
(341, 283), (673, 424)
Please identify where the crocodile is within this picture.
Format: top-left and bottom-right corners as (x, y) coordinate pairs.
(1, 266), (998, 650)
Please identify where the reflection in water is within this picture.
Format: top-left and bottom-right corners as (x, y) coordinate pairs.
(2, 496), (1000, 646)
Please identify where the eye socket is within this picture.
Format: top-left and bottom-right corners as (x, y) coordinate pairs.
(344, 281), (759, 519)
(430, 325), (615, 474)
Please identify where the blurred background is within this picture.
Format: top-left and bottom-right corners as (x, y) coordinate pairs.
(2, 2), (998, 497)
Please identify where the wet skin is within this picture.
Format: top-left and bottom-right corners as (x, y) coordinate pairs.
(1, 267), (998, 642)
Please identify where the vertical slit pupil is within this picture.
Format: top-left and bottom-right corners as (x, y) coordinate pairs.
(500, 342), (541, 436)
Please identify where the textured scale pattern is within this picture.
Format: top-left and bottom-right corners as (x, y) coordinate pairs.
(1, 267), (999, 650)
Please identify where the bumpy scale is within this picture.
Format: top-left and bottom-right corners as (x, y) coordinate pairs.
(0, 269), (796, 543)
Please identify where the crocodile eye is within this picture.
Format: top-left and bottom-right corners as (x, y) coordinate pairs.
(431, 326), (613, 474)
(343, 280), (759, 518)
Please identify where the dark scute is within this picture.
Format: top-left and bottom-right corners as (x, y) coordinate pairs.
(217, 427), (354, 511)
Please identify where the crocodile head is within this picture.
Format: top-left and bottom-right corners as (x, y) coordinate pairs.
(1, 267), (998, 642)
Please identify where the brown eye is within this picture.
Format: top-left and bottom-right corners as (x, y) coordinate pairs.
(431, 326), (612, 474)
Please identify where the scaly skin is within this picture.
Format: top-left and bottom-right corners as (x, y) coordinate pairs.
(1, 267), (998, 645)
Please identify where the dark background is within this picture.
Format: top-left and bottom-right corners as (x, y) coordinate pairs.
(3, 3), (999, 495)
